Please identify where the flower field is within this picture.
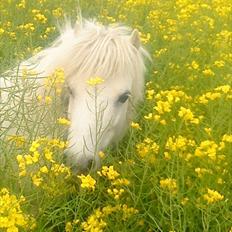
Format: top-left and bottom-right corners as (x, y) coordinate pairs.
(0, 0), (232, 231)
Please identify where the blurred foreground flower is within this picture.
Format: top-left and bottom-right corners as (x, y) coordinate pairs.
(86, 77), (104, 86)
(0, 188), (36, 231)
(57, 117), (71, 126)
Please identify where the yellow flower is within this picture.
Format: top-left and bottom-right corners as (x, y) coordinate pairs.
(18, 23), (35, 33)
(16, 0), (26, 8)
(82, 204), (138, 231)
(52, 7), (63, 17)
(32, 174), (43, 187)
(44, 149), (54, 162)
(112, 178), (130, 186)
(204, 127), (212, 136)
(178, 107), (199, 124)
(195, 140), (218, 160)
(146, 89), (155, 100)
(40, 166), (49, 174)
(0, 28), (4, 35)
(144, 112), (153, 120)
(154, 100), (171, 114)
(136, 138), (159, 159)
(81, 209), (107, 232)
(0, 188), (36, 231)
(65, 222), (73, 232)
(86, 77), (104, 86)
(191, 61), (199, 70)
(130, 121), (142, 130)
(160, 178), (177, 194)
(214, 60), (225, 67)
(202, 68), (215, 77)
(107, 188), (124, 200)
(98, 151), (105, 158)
(78, 174), (96, 190)
(7, 135), (25, 147)
(181, 197), (189, 205)
(32, 9), (47, 24)
(222, 134), (232, 143)
(45, 68), (65, 95)
(98, 166), (120, 180)
(29, 141), (40, 152)
(203, 188), (224, 204)
(57, 117), (71, 126)
(139, 31), (151, 44)
(45, 96), (52, 104)
(195, 167), (212, 177)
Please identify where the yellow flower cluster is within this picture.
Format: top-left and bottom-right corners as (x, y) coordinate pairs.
(65, 220), (79, 232)
(197, 85), (231, 104)
(57, 117), (71, 126)
(111, 178), (130, 186)
(16, 0), (25, 9)
(17, 138), (71, 195)
(160, 178), (178, 194)
(7, 135), (25, 147)
(86, 77), (105, 86)
(146, 89), (155, 100)
(130, 121), (142, 130)
(178, 107), (200, 124)
(222, 134), (232, 143)
(18, 23), (35, 35)
(97, 165), (120, 180)
(82, 204), (138, 231)
(165, 135), (196, 161)
(37, 68), (65, 104)
(203, 188), (224, 204)
(136, 138), (159, 162)
(45, 68), (65, 96)
(78, 174), (96, 191)
(32, 9), (47, 24)
(52, 7), (63, 18)
(0, 28), (4, 35)
(0, 188), (36, 232)
(98, 166), (130, 200)
(195, 140), (218, 160)
(144, 88), (192, 125)
(107, 188), (125, 200)
(166, 135), (196, 152)
(202, 68), (215, 77)
(195, 167), (212, 178)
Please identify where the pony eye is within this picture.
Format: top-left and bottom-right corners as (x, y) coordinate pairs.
(118, 92), (130, 103)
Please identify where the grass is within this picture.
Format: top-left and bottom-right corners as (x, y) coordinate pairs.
(0, 0), (232, 231)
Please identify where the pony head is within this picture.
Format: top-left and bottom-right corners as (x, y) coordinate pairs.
(43, 20), (149, 172)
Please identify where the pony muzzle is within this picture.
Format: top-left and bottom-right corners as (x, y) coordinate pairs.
(65, 150), (101, 173)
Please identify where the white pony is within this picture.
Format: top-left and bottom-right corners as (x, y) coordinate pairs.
(1, 20), (149, 172)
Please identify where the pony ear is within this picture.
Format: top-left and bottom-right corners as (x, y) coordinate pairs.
(130, 29), (140, 49)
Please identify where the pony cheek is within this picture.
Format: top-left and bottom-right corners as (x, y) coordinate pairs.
(100, 130), (115, 149)
(67, 98), (77, 120)
(112, 103), (129, 126)
(103, 105), (129, 142)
